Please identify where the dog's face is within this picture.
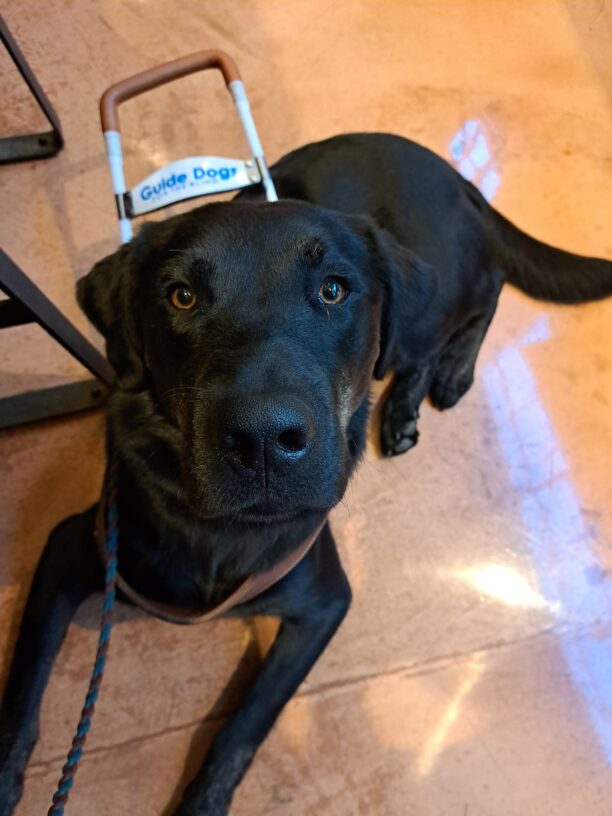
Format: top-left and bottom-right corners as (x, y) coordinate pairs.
(78, 200), (428, 521)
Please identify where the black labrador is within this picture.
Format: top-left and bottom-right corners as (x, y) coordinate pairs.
(1, 133), (610, 815)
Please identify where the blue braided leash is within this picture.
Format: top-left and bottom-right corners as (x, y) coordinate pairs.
(48, 466), (119, 815)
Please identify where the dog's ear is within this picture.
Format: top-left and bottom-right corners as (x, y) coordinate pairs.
(77, 238), (145, 389)
(77, 220), (176, 388)
(346, 216), (436, 380)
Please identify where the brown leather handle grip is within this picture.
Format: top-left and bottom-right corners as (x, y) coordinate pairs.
(100, 50), (241, 132)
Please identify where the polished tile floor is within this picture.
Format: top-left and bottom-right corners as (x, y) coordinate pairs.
(0, 2), (611, 814)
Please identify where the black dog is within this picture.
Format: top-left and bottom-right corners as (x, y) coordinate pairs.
(1, 133), (610, 815)
(239, 133), (612, 453)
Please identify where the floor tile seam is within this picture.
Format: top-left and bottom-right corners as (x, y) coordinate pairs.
(26, 618), (595, 774)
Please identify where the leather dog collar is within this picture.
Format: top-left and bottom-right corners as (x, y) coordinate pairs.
(95, 487), (325, 625)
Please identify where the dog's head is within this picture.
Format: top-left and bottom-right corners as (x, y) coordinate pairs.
(78, 200), (430, 522)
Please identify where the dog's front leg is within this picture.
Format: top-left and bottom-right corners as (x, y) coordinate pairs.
(175, 523), (351, 816)
(0, 508), (101, 815)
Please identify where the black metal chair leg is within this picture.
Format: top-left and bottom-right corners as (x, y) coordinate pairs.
(0, 13), (64, 164)
(0, 249), (115, 430)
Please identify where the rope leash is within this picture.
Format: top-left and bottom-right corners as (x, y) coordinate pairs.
(45, 462), (321, 811)
(48, 466), (118, 816)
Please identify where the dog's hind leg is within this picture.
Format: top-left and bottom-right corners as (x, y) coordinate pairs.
(380, 363), (435, 456)
(0, 507), (101, 815)
(379, 285), (500, 456)
(428, 293), (500, 411)
(174, 523), (351, 816)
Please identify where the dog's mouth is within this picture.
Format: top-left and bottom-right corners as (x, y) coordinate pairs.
(233, 500), (307, 523)
(193, 490), (329, 524)
(184, 469), (339, 524)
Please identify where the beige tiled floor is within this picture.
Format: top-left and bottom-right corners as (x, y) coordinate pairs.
(1, 2), (611, 814)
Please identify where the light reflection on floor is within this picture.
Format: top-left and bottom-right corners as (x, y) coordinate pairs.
(452, 120), (612, 767)
(459, 563), (554, 611)
(482, 343), (612, 766)
(417, 655), (485, 777)
(449, 119), (500, 202)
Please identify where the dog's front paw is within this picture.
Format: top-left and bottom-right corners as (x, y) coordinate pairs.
(380, 405), (419, 456)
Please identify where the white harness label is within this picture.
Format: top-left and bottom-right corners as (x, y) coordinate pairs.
(128, 156), (261, 215)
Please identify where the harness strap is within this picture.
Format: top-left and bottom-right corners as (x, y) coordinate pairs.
(95, 491), (325, 625)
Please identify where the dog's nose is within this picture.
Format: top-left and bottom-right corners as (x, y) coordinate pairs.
(218, 397), (314, 469)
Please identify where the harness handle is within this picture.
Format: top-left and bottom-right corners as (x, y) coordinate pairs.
(100, 50), (241, 131)
(99, 49), (277, 243)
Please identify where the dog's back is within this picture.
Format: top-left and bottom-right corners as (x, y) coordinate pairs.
(244, 132), (612, 305)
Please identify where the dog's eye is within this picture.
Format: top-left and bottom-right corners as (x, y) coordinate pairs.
(169, 286), (196, 310)
(319, 278), (348, 305)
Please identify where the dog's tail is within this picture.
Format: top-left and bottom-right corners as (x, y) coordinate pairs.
(474, 186), (612, 304)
